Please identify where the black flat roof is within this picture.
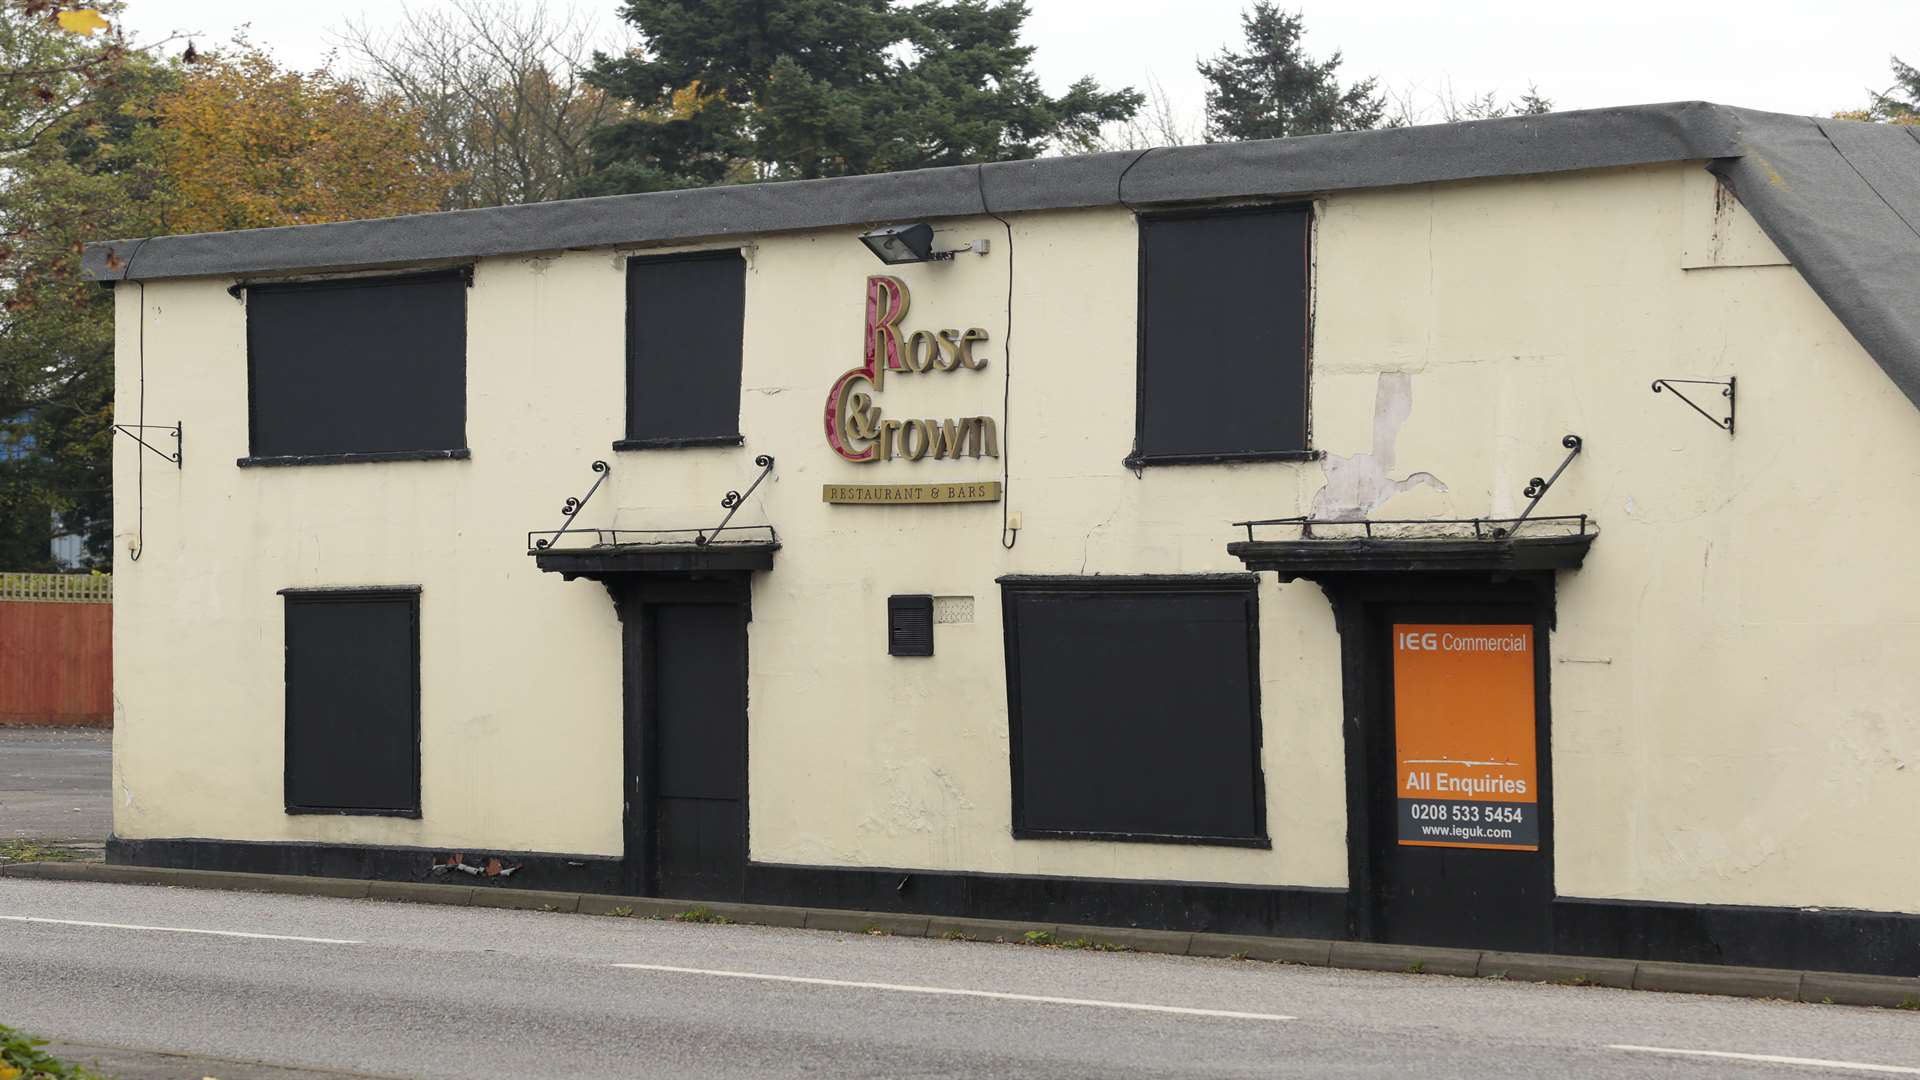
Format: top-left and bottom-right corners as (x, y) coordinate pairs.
(82, 102), (1920, 412)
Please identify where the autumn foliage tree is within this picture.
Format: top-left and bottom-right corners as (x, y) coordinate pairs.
(0, 0), (173, 569)
(1, 11), (454, 569)
(151, 46), (444, 233)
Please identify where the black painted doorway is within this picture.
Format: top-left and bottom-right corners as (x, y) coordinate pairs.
(1361, 599), (1554, 953)
(621, 583), (750, 902)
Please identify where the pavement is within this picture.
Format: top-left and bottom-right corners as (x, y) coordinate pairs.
(4, 877), (1920, 1080)
(0, 726), (111, 844)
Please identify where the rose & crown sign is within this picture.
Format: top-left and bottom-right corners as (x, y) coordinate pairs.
(822, 275), (1002, 505)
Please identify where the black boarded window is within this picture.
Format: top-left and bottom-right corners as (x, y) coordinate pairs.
(622, 250), (746, 448)
(1000, 577), (1267, 845)
(245, 272), (467, 463)
(282, 589), (421, 817)
(1131, 205), (1311, 465)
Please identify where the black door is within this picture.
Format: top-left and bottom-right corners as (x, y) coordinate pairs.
(623, 589), (749, 902)
(1363, 601), (1554, 952)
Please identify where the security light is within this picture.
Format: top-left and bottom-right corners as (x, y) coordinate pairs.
(858, 223), (990, 265)
(860, 223), (936, 265)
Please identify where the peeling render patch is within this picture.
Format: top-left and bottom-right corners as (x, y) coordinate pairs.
(1309, 372), (1446, 520)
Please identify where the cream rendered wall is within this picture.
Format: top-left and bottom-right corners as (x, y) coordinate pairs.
(114, 160), (1920, 913)
(736, 215), (1348, 888)
(1308, 164), (1920, 914)
(110, 258), (630, 855)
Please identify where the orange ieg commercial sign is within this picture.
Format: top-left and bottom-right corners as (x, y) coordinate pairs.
(1392, 624), (1539, 851)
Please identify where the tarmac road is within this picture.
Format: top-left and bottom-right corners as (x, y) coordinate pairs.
(0, 727), (111, 843)
(3, 877), (1918, 1079)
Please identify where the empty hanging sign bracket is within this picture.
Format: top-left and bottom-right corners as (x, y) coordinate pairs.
(113, 421), (182, 468)
(1651, 377), (1735, 436)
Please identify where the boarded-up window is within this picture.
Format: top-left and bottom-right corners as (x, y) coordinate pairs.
(1131, 205), (1311, 465)
(623, 250), (746, 448)
(999, 577), (1267, 845)
(245, 272), (467, 463)
(282, 588), (421, 816)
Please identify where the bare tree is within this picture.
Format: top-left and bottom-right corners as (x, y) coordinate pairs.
(333, 0), (632, 208)
(1382, 81), (1421, 129)
(1436, 80), (1553, 122)
(1088, 73), (1198, 152)
(1089, 70), (1555, 153)
(1389, 78), (1554, 126)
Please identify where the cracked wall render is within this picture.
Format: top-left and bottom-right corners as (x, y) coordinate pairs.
(112, 162), (1920, 913)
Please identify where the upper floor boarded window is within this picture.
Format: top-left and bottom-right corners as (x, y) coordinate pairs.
(619, 250), (747, 450)
(1129, 205), (1312, 467)
(243, 271), (468, 466)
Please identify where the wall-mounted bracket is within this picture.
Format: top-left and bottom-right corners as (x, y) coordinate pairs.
(932, 238), (990, 260)
(697, 454), (775, 546)
(1492, 434), (1583, 538)
(1651, 377), (1735, 435)
(112, 421), (182, 468)
(531, 460), (610, 550)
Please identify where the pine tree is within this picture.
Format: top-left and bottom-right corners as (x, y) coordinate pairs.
(579, 0), (1140, 195)
(1867, 55), (1918, 122)
(1514, 84), (1554, 117)
(1197, 4), (1386, 142)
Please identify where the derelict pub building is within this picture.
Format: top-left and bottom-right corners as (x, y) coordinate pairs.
(92, 102), (1920, 975)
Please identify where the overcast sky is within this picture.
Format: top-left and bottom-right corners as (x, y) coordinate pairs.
(120, 0), (1916, 132)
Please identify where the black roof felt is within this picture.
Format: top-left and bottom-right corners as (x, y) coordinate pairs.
(82, 101), (1920, 410)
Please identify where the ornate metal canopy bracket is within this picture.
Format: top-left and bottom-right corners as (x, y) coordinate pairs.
(532, 460), (610, 550)
(112, 421), (182, 468)
(697, 455), (775, 546)
(1493, 434), (1583, 538)
(1651, 377), (1735, 435)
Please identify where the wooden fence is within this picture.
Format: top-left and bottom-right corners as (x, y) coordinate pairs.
(0, 572), (112, 728)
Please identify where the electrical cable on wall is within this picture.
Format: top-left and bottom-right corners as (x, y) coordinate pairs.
(132, 279), (144, 560)
(107, 239), (191, 558)
(121, 238), (153, 562)
(1115, 147), (1155, 205)
(975, 164), (1018, 549)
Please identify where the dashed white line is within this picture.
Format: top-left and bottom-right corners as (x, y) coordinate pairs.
(0, 915), (360, 944)
(1610, 1045), (1920, 1075)
(612, 962), (1294, 1021)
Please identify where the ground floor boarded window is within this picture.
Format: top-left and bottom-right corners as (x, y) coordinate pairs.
(998, 575), (1267, 846)
(280, 587), (421, 817)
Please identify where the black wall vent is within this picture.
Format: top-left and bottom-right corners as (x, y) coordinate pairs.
(888, 594), (934, 657)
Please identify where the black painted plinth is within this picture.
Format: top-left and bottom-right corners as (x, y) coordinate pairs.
(105, 836), (1920, 977)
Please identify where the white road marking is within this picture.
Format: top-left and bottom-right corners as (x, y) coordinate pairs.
(613, 962), (1295, 1021)
(1610, 1045), (1920, 1075)
(0, 915), (360, 945)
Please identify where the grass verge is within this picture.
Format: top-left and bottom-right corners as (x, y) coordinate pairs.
(0, 840), (87, 864)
